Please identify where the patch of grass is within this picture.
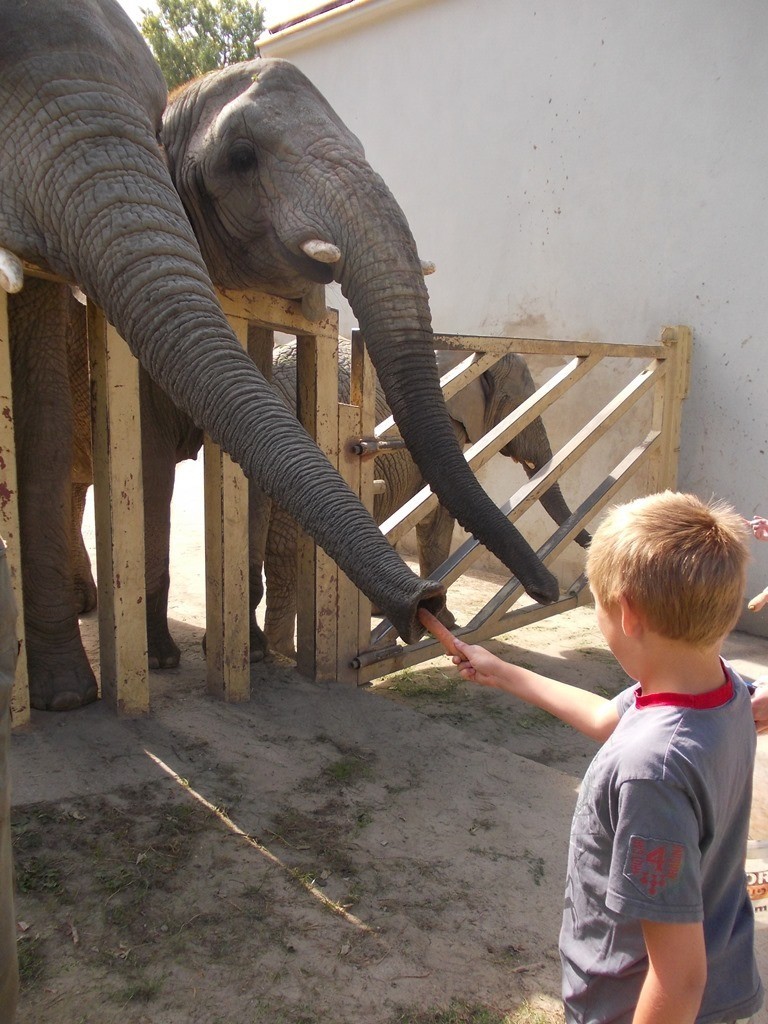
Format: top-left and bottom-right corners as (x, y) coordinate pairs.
(15, 856), (64, 895)
(507, 1003), (560, 1024)
(523, 849), (545, 886)
(322, 755), (373, 786)
(391, 1000), (558, 1024)
(111, 976), (163, 1004)
(268, 804), (357, 878)
(385, 668), (465, 703)
(355, 807), (373, 829)
(391, 999), (513, 1023)
(17, 935), (46, 988)
(514, 708), (558, 732)
(12, 787), (216, 949)
(343, 879), (364, 908)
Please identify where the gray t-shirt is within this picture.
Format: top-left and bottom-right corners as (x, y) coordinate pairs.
(559, 663), (764, 1024)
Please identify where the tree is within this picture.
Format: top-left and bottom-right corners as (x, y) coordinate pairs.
(140, 0), (265, 91)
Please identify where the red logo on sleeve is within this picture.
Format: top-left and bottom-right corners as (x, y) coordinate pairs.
(625, 836), (684, 897)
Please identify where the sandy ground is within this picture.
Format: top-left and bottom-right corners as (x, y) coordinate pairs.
(9, 458), (768, 1024)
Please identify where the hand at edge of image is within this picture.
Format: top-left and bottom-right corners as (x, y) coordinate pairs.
(747, 515), (768, 541)
(752, 678), (768, 735)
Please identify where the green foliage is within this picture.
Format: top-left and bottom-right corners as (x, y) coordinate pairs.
(140, 0), (265, 91)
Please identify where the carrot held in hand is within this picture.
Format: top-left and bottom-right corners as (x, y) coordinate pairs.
(418, 607), (460, 658)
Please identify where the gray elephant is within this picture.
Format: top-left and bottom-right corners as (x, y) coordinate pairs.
(261, 341), (591, 656)
(126, 56), (567, 669)
(0, 10), (557, 709)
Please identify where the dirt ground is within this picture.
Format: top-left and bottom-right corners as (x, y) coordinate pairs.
(9, 460), (768, 1024)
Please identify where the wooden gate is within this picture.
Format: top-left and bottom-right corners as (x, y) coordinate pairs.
(0, 265), (690, 718)
(340, 326), (692, 683)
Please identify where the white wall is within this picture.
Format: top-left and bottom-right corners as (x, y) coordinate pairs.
(262, 0), (768, 635)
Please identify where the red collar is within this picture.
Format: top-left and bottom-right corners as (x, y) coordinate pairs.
(634, 663), (734, 710)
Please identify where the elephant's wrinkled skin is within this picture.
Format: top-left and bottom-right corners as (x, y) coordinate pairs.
(160, 63), (559, 578)
(1, 0), (456, 709)
(125, 57), (562, 670)
(262, 342), (591, 656)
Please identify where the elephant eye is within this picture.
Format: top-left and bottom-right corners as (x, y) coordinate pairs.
(229, 142), (258, 174)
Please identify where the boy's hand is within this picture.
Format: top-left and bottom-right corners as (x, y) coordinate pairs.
(748, 587), (768, 612)
(748, 515), (768, 541)
(451, 637), (506, 688)
(417, 609), (505, 687)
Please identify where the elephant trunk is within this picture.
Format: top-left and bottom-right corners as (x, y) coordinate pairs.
(502, 421), (591, 549)
(42, 145), (444, 642)
(336, 211), (559, 604)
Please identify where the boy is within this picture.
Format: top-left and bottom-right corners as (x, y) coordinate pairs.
(442, 491), (764, 1024)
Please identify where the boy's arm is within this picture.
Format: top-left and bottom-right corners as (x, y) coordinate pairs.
(633, 920), (706, 1024)
(451, 638), (620, 742)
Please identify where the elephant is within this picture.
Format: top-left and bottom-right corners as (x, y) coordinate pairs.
(158, 59), (558, 596)
(110, 55), (565, 672)
(260, 340), (592, 657)
(1, 13), (558, 711)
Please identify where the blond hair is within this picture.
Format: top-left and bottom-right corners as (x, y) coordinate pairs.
(586, 491), (749, 646)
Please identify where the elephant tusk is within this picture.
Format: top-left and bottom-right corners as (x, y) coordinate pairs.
(71, 286), (87, 306)
(420, 259), (436, 276)
(0, 248), (24, 293)
(300, 239), (342, 264)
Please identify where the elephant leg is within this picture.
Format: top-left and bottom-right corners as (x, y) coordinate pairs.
(416, 506), (458, 628)
(9, 279), (98, 711)
(247, 481), (270, 663)
(264, 505), (300, 659)
(70, 483), (96, 614)
(139, 371), (184, 670)
(141, 436), (180, 669)
(66, 293), (97, 613)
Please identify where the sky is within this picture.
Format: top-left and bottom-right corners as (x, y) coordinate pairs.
(114, 0), (319, 33)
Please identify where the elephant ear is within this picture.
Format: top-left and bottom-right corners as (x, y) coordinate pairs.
(435, 350), (492, 445)
(446, 375), (492, 445)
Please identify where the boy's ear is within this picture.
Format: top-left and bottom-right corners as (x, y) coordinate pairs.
(619, 595), (644, 638)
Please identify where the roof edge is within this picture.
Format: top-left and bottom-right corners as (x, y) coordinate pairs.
(259, 0), (432, 54)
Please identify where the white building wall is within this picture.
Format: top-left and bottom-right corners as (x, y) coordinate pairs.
(261, 0), (768, 635)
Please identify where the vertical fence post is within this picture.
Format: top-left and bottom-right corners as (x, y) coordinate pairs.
(334, 329), (375, 683)
(203, 307), (251, 702)
(649, 325), (692, 493)
(295, 314), (341, 681)
(88, 304), (148, 713)
(0, 291), (29, 724)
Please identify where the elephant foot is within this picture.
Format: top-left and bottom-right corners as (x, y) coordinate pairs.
(249, 621), (268, 664)
(73, 574), (98, 615)
(146, 582), (180, 669)
(28, 661), (99, 712)
(147, 626), (181, 670)
(200, 621), (269, 663)
(271, 642), (297, 660)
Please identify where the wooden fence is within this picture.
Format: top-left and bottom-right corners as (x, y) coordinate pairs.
(0, 269), (691, 721)
(350, 326), (691, 682)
